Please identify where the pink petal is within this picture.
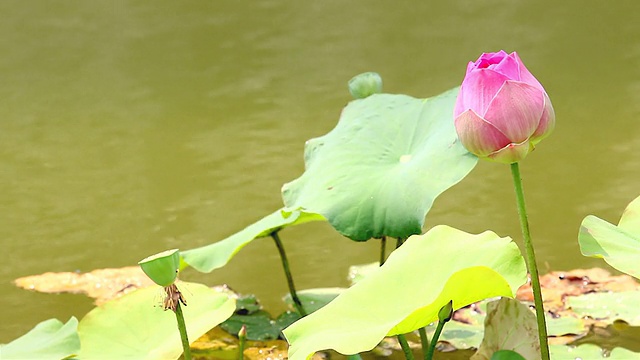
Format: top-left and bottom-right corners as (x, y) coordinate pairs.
(511, 52), (545, 92)
(490, 52), (521, 81)
(453, 62), (477, 117)
(457, 68), (510, 116)
(454, 109), (511, 157)
(488, 141), (533, 164)
(474, 51), (509, 69)
(483, 81), (545, 143)
(530, 92), (556, 143)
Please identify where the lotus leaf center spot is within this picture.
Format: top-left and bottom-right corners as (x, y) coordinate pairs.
(399, 154), (412, 163)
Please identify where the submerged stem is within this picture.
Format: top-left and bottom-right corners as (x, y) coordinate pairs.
(397, 334), (414, 360)
(379, 236), (387, 266)
(510, 162), (550, 360)
(271, 231), (307, 316)
(418, 327), (429, 360)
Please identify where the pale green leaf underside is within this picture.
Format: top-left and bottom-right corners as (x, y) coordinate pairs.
(0, 317), (79, 360)
(471, 298), (540, 360)
(282, 88), (478, 241)
(181, 208), (324, 273)
(77, 282), (236, 359)
(579, 195), (640, 279)
(283, 225), (527, 360)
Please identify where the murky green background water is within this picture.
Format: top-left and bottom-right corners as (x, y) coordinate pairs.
(1, 0), (639, 345)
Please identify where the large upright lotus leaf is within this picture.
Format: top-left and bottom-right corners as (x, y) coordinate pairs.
(281, 88), (478, 241)
(78, 282), (235, 359)
(0, 317), (79, 360)
(180, 208), (324, 273)
(283, 225), (527, 359)
(579, 195), (640, 279)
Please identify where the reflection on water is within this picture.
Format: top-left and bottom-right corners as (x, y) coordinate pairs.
(1, 1), (639, 342)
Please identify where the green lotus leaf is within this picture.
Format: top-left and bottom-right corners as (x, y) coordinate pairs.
(490, 350), (526, 360)
(283, 225), (527, 359)
(426, 320), (485, 350)
(471, 298), (540, 360)
(221, 310), (282, 341)
(549, 344), (639, 359)
(347, 262), (381, 285)
(0, 317), (79, 360)
(180, 208), (324, 273)
(77, 282), (235, 359)
(282, 288), (346, 314)
(281, 87), (478, 241)
(545, 316), (586, 337)
(566, 290), (640, 325)
(579, 195), (640, 279)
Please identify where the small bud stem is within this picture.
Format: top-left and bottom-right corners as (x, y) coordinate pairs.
(425, 320), (444, 360)
(510, 162), (550, 360)
(271, 231), (307, 316)
(237, 325), (247, 360)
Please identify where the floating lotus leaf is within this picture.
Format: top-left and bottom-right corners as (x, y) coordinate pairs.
(548, 344), (638, 359)
(566, 290), (640, 325)
(545, 316), (586, 337)
(0, 317), (79, 360)
(77, 282), (235, 359)
(283, 226), (526, 359)
(471, 298), (540, 360)
(181, 208), (324, 273)
(282, 87), (478, 241)
(282, 288), (346, 314)
(579, 195), (640, 279)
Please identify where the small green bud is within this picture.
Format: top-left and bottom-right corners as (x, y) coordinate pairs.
(348, 72), (383, 99)
(138, 249), (180, 287)
(438, 300), (454, 323)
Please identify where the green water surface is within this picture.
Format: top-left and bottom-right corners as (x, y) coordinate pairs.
(1, 0), (639, 344)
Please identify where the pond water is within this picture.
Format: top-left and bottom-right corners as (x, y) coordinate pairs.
(1, 0), (639, 348)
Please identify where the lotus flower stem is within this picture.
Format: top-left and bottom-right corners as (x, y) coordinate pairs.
(418, 327), (429, 360)
(271, 231), (307, 316)
(510, 162), (550, 359)
(395, 237), (405, 249)
(174, 301), (192, 360)
(397, 334), (414, 360)
(379, 236), (387, 266)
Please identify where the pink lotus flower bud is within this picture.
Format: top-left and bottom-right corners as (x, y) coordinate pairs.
(454, 51), (555, 164)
